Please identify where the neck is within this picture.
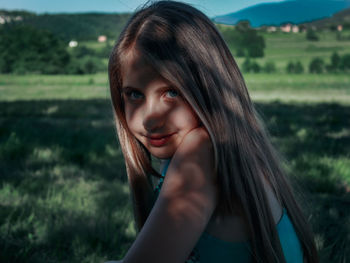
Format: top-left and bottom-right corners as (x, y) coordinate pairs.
(158, 158), (171, 173)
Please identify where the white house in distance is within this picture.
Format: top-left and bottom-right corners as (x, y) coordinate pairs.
(69, 40), (78, 48)
(98, 35), (107, 42)
(0, 15), (22, 24)
(279, 23), (299, 33)
(281, 23), (292, 32)
(267, 26), (277, 32)
(292, 25), (299, 33)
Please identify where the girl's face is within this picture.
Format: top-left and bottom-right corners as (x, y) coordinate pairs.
(121, 51), (200, 159)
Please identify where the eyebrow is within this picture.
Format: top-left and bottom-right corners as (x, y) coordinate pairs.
(121, 86), (139, 91)
(122, 85), (176, 91)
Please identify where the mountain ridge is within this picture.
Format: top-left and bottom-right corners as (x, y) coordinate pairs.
(214, 0), (350, 27)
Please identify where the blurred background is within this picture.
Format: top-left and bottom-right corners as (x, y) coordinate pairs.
(0, 0), (349, 262)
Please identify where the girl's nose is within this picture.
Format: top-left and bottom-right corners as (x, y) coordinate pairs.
(142, 99), (166, 132)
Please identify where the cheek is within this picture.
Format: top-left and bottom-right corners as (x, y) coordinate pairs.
(124, 105), (141, 133)
(172, 106), (200, 129)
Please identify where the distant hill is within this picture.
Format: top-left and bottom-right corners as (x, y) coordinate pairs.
(0, 10), (131, 41)
(214, 0), (350, 27)
(302, 7), (350, 29)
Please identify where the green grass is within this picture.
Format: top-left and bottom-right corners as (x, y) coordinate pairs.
(0, 74), (110, 101)
(0, 99), (133, 262)
(1, 73), (349, 104)
(0, 99), (349, 262)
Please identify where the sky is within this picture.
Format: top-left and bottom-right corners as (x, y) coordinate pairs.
(0, 0), (285, 17)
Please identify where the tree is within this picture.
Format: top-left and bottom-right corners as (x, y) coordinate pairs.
(306, 28), (319, 41)
(220, 21), (266, 58)
(235, 21), (265, 58)
(309, 58), (324, 73)
(247, 37), (265, 57)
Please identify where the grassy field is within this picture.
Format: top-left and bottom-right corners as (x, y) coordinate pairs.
(236, 30), (350, 72)
(1, 73), (350, 104)
(1, 29), (350, 262)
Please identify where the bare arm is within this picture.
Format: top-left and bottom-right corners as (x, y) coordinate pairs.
(122, 127), (217, 263)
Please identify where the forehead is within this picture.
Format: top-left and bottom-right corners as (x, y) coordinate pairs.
(121, 50), (166, 88)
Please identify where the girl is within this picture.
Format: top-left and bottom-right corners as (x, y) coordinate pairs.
(107, 1), (318, 262)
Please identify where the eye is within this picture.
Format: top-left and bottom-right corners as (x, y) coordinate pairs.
(165, 89), (179, 98)
(125, 90), (144, 100)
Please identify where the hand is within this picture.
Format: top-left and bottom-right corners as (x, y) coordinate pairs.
(172, 126), (214, 173)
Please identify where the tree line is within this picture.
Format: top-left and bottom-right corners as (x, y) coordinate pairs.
(0, 24), (110, 74)
(2, 22), (349, 75)
(0, 20), (267, 74)
(242, 52), (350, 74)
(0, 10), (131, 41)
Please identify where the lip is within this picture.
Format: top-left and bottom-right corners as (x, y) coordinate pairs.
(145, 133), (175, 147)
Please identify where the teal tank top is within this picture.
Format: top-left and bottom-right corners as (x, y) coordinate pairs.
(153, 159), (304, 263)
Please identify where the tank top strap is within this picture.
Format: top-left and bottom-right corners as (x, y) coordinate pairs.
(160, 158), (171, 177)
(154, 159), (171, 195)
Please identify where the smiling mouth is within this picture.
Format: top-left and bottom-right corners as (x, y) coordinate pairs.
(145, 133), (175, 147)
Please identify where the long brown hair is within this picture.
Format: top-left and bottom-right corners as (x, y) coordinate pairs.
(108, 1), (318, 262)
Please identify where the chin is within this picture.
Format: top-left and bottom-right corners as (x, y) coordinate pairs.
(149, 149), (174, 159)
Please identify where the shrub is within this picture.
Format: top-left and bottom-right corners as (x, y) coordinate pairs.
(250, 61), (261, 73)
(286, 62), (295, 73)
(241, 57), (261, 73)
(309, 58), (324, 73)
(339, 54), (350, 71)
(236, 48), (245, 57)
(82, 57), (99, 74)
(286, 61), (304, 74)
(263, 61), (276, 73)
(331, 52), (340, 68)
(331, 51), (341, 71)
(329, 25), (337, 31)
(294, 61), (304, 74)
(242, 57), (251, 73)
(97, 42), (113, 58)
(325, 52), (340, 73)
(336, 32), (342, 41)
(72, 46), (96, 58)
(66, 56), (103, 74)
